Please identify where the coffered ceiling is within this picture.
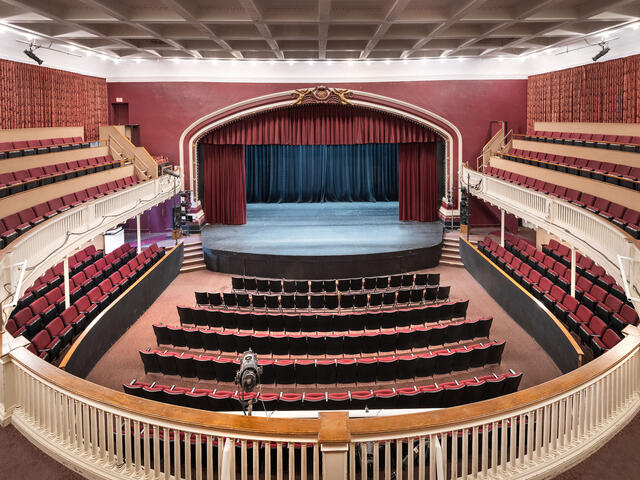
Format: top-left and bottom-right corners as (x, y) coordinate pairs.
(1, 0), (639, 60)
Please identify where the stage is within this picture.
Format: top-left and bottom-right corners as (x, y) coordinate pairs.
(201, 202), (443, 279)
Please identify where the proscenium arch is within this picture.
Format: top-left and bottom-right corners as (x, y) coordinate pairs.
(178, 88), (463, 211)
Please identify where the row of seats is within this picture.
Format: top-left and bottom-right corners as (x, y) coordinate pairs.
(0, 136), (90, 158)
(484, 166), (640, 239)
(9, 244), (143, 340)
(502, 149), (639, 191)
(539, 239), (626, 299)
(139, 341), (506, 384)
(178, 300), (470, 332)
(0, 155), (121, 198)
(197, 285), (451, 311)
(124, 371), (523, 411)
(518, 131), (640, 152)
(503, 235), (625, 300)
(15, 244), (129, 311)
(505, 237), (634, 327)
(231, 273), (441, 294)
(154, 317), (492, 355)
(480, 237), (629, 357)
(15, 244), (165, 362)
(0, 175), (143, 249)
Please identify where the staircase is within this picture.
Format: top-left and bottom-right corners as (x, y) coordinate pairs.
(440, 233), (464, 268)
(180, 240), (206, 273)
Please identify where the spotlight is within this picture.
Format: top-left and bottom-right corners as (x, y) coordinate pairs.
(23, 46), (43, 65)
(592, 43), (610, 62)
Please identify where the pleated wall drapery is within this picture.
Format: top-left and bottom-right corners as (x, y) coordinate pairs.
(527, 53), (640, 132)
(202, 145), (246, 225)
(398, 143), (439, 222)
(0, 59), (108, 141)
(245, 144), (398, 203)
(201, 104), (437, 145)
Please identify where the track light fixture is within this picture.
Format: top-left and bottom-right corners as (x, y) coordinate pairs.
(23, 42), (43, 65)
(592, 42), (610, 62)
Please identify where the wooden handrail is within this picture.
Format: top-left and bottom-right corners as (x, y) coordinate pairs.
(9, 325), (639, 442)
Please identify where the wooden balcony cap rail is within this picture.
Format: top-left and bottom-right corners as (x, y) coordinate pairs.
(7, 325), (640, 443)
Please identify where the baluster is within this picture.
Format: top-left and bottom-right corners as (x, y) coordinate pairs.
(91, 407), (98, 459)
(500, 419), (507, 473)
(206, 435), (213, 480)
(452, 430), (459, 479)
(491, 421), (498, 474)
(384, 440), (391, 480)
(298, 442), (304, 480)
(349, 443), (355, 480)
(115, 414), (123, 467)
(277, 441), (283, 480)
(174, 429), (182, 480)
(429, 434), (437, 480)
(143, 423), (151, 478)
(372, 441), (379, 480)
(289, 442), (295, 480)
(62, 394), (70, 446)
(527, 411), (534, 463)
(164, 427), (171, 480)
(241, 439), (247, 480)
(407, 437), (414, 480)
(83, 403), (91, 454)
(265, 441), (272, 480)
(461, 428), (469, 479)
(481, 423), (488, 475)
(440, 432), (447, 480)
(153, 425), (160, 479)
(134, 420), (142, 475)
(195, 433), (202, 480)
(418, 436), (425, 480)
(396, 438), (402, 480)
(124, 417), (132, 472)
(218, 436), (225, 479)
(360, 442), (368, 480)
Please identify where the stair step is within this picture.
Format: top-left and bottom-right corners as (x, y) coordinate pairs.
(441, 253), (461, 261)
(183, 242), (202, 250)
(183, 258), (205, 267)
(442, 246), (458, 254)
(440, 260), (464, 268)
(184, 251), (203, 259)
(180, 264), (207, 273)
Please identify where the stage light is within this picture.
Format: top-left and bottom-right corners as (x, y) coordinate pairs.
(592, 43), (610, 62)
(23, 47), (43, 65)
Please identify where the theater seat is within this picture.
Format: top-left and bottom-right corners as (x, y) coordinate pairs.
(591, 329), (622, 357)
(31, 329), (62, 361)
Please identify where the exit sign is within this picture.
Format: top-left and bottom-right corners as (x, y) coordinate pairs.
(115, 97), (123, 103)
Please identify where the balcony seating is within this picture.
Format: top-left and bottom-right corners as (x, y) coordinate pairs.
(0, 136), (91, 159)
(517, 131), (640, 152)
(154, 316), (493, 355)
(140, 340), (506, 383)
(0, 155), (122, 198)
(231, 272), (441, 295)
(484, 166), (640, 239)
(480, 235), (638, 356)
(17, 243), (165, 362)
(0, 175), (143, 249)
(501, 148), (640, 191)
(124, 370), (523, 411)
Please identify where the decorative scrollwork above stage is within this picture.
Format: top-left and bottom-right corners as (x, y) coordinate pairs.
(291, 86), (353, 105)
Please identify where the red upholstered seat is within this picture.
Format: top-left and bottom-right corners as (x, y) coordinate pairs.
(591, 329), (621, 356)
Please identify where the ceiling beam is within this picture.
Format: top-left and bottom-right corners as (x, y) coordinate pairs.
(236, 0), (283, 59)
(360, 0), (412, 59)
(401, 0), (488, 59)
(318, 0), (330, 60)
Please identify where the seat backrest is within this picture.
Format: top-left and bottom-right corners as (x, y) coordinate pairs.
(602, 329), (621, 349)
(588, 317), (607, 336)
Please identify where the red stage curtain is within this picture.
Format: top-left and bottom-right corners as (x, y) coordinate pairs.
(0, 59), (107, 141)
(527, 53), (640, 132)
(201, 104), (437, 145)
(203, 145), (246, 225)
(398, 143), (438, 222)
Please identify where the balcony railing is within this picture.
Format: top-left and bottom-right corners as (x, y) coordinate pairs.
(461, 166), (639, 305)
(0, 174), (177, 318)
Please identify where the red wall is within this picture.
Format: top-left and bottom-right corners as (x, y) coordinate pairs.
(107, 80), (527, 172)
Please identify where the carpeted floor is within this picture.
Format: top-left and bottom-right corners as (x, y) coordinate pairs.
(85, 264), (562, 392)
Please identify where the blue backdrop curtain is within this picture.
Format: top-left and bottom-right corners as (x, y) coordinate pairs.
(245, 144), (398, 203)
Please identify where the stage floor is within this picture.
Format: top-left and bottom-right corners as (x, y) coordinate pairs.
(202, 202), (443, 256)
(201, 203), (443, 278)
